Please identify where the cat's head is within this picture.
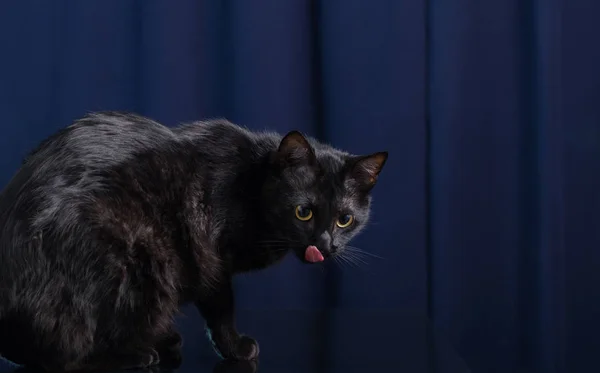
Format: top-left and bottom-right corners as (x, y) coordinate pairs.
(261, 130), (387, 264)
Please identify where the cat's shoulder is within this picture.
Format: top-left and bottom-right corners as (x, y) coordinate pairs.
(173, 118), (254, 141)
(173, 119), (280, 154)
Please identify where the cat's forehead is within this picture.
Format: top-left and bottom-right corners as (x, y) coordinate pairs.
(315, 153), (361, 204)
(283, 145), (361, 202)
(284, 148), (347, 185)
(315, 148), (348, 173)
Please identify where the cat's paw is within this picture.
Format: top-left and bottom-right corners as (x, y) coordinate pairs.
(232, 336), (259, 360)
(156, 330), (183, 367)
(141, 348), (161, 367)
(159, 350), (182, 369)
(157, 330), (183, 353)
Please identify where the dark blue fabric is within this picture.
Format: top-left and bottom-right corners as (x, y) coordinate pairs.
(0, 1), (598, 372)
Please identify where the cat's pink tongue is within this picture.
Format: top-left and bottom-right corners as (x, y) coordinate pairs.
(305, 245), (324, 263)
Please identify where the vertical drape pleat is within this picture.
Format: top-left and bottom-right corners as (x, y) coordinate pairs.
(318, 0), (428, 311)
(51, 1), (139, 124)
(531, 1), (567, 372)
(561, 0), (600, 369)
(429, 1), (525, 371)
(0, 3), (58, 166)
(137, 0), (208, 124)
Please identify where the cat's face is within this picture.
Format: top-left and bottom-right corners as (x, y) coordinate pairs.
(261, 131), (387, 264)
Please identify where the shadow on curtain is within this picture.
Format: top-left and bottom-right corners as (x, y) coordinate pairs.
(0, 1), (598, 372)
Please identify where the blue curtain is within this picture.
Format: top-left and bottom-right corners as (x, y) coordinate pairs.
(0, 1), (598, 372)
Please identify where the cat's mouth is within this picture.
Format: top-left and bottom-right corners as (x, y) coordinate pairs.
(304, 245), (325, 263)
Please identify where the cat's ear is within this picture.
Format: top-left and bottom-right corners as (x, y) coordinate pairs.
(347, 151), (388, 191)
(275, 130), (316, 166)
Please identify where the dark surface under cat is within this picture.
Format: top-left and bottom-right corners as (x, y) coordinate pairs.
(0, 308), (470, 373)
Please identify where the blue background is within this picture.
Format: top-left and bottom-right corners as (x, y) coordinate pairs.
(0, 1), (599, 372)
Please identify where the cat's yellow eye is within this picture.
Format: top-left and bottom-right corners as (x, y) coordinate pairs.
(336, 214), (354, 228)
(295, 205), (313, 221)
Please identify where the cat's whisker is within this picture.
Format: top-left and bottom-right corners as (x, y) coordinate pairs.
(339, 251), (368, 267)
(344, 255), (359, 269)
(344, 257), (361, 269)
(333, 254), (349, 270)
(336, 252), (360, 268)
(344, 246), (385, 260)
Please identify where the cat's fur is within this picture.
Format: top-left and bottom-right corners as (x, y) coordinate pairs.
(0, 112), (387, 371)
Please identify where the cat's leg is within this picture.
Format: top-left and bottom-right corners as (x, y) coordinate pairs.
(34, 328), (159, 372)
(1, 300), (96, 371)
(71, 309), (181, 370)
(155, 327), (183, 367)
(196, 279), (259, 360)
(70, 320), (180, 370)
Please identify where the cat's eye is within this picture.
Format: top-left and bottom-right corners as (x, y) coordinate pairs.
(336, 214), (354, 228)
(295, 205), (313, 221)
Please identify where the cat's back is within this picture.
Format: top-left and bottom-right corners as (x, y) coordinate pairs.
(0, 112), (177, 254)
(23, 111), (175, 172)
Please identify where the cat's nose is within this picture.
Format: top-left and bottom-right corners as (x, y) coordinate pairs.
(316, 231), (332, 256)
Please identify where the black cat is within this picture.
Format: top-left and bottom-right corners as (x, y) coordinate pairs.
(0, 112), (387, 371)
